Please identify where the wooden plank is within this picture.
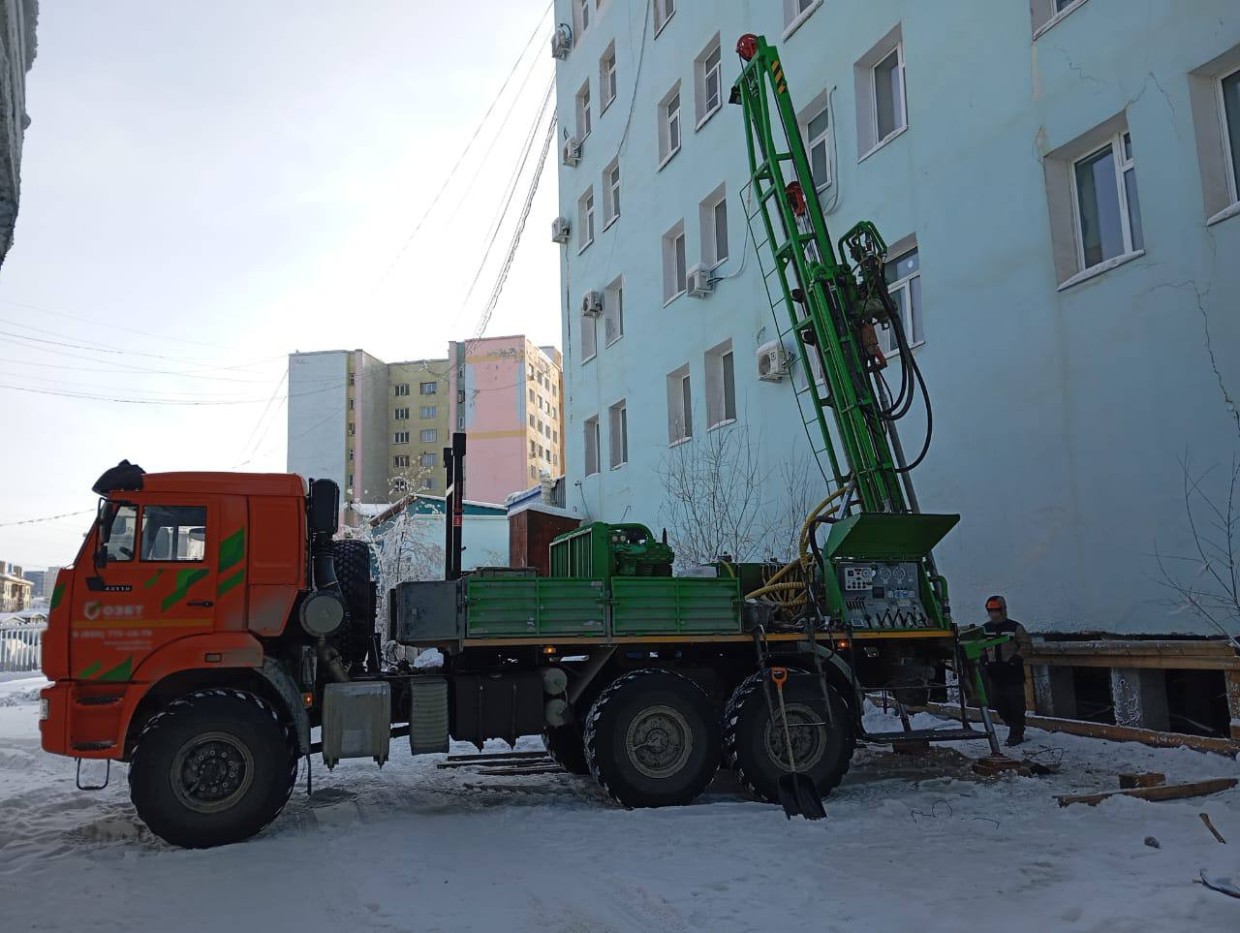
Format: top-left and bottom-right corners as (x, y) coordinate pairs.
(924, 701), (1240, 755)
(1200, 812), (1228, 844)
(1056, 778), (1237, 807)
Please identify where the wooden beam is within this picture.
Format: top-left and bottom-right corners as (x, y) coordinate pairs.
(924, 701), (1240, 756)
(1056, 778), (1237, 807)
(1027, 654), (1238, 671)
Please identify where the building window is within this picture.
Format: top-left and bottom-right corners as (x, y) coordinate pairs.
(667, 366), (693, 443)
(658, 84), (682, 165)
(705, 341), (736, 428)
(784, 0), (821, 32)
(530, 438), (537, 457)
(662, 220), (687, 303)
(348, 473), (354, 489)
(419, 382), (437, 395)
(603, 157), (621, 226)
(394, 407), (407, 420)
(348, 449), (354, 461)
(394, 455), (410, 468)
(420, 405), (436, 418)
(880, 245), (923, 354)
(578, 187), (595, 251)
(854, 26), (906, 157)
(1189, 51), (1240, 222)
(694, 35), (722, 127)
(1073, 132), (1143, 271)
(654, 0), (675, 34)
(395, 384), (410, 397)
(604, 276), (624, 345)
(348, 373), (355, 386)
(421, 452), (437, 468)
(138, 505), (207, 563)
(600, 43), (617, 112)
(348, 423), (356, 436)
(529, 414), (536, 429)
(575, 0), (591, 39)
(584, 416), (601, 476)
(608, 400), (628, 468)
(553, 429), (559, 443)
(393, 431), (410, 444)
(1030, 0), (1089, 35)
(576, 80), (592, 140)
(1222, 68), (1240, 207)
(420, 429), (438, 443)
(581, 305), (598, 361)
(457, 414), (465, 429)
(529, 388), (536, 403)
(348, 398), (355, 411)
(700, 184), (728, 268)
(802, 97), (833, 192)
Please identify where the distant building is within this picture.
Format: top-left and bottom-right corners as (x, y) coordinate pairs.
(20, 568), (53, 600)
(287, 350), (451, 505)
(0, 561), (32, 612)
(0, 0), (36, 270)
(447, 336), (566, 504)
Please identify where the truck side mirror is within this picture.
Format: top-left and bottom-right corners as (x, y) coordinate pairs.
(308, 479), (340, 536)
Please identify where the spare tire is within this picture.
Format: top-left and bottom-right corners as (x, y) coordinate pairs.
(330, 539), (376, 670)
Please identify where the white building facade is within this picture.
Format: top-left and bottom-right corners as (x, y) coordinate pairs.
(554, 0), (1240, 636)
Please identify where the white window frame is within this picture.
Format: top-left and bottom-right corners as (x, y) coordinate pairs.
(393, 431), (409, 445)
(1219, 66), (1240, 208)
(854, 26), (907, 160)
(581, 307), (598, 362)
(658, 83), (682, 167)
(578, 186), (595, 253)
(705, 340), (737, 429)
(1069, 132), (1142, 274)
(783, 0), (822, 39)
(694, 35), (723, 129)
(662, 220), (687, 304)
(575, 0), (591, 41)
(699, 183), (728, 268)
(654, 0), (675, 36)
(600, 43), (618, 113)
(576, 80), (592, 141)
(608, 400), (628, 469)
(603, 157), (621, 228)
(667, 367), (693, 443)
(801, 94), (834, 193)
(879, 244), (923, 356)
(1031, 0), (1090, 39)
(604, 276), (624, 346)
(584, 415), (601, 476)
(871, 44), (906, 149)
(420, 428), (438, 444)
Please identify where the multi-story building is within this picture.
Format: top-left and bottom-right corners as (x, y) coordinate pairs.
(287, 350), (450, 504)
(553, 0), (1240, 655)
(1, 561), (32, 612)
(0, 0), (37, 270)
(447, 335), (566, 504)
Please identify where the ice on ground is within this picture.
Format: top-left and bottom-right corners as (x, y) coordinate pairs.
(0, 675), (1237, 932)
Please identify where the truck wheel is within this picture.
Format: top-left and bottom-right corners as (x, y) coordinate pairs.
(583, 669), (719, 808)
(128, 689), (298, 848)
(723, 670), (854, 804)
(331, 539), (375, 669)
(542, 723), (590, 775)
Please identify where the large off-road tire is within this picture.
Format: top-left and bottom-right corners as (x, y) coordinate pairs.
(331, 539), (376, 669)
(583, 669), (720, 808)
(128, 689), (298, 848)
(723, 670), (854, 804)
(542, 723), (590, 775)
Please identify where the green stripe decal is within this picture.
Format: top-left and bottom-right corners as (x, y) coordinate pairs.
(161, 568), (210, 612)
(51, 583), (65, 610)
(219, 528), (245, 573)
(77, 660), (102, 679)
(98, 656), (134, 682)
(144, 570), (164, 589)
(217, 569), (244, 598)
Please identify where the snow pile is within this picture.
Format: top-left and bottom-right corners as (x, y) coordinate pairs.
(0, 680), (1236, 930)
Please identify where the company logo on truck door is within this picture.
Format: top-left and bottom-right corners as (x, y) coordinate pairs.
(83, 601), (145, 621)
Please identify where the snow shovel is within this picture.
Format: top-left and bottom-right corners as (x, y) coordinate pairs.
(770, 667), (826, 821)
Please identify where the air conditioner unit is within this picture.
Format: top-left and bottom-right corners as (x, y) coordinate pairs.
(581, 290), (603, 317)
(551, 216), (571, 244)
(756, 339), (790, 382)
(562, 136), (582, 167)
(550, 24), (572, 60)
(686, 265), (715, 298)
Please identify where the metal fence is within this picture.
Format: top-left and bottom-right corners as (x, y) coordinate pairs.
(0, 624), (44, 673)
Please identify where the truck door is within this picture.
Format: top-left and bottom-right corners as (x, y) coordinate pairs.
(70, 498), (218, 682)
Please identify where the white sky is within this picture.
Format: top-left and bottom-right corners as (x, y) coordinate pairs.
(0, 1), (562, 569)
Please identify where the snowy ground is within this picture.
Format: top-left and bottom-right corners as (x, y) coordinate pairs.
(1, 675), (1237, 932)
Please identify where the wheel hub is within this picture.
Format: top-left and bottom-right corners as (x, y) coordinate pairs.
(171, 732), (255, 814)
(764, 702), (828, 772)
(625, 705), (693, 779)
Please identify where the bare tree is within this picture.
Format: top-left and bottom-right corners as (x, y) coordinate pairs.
(1154, 455), (1240, 649)
(657, 424), (824, 567)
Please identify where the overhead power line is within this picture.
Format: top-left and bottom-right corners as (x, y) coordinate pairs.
(0, 508), (94, 528)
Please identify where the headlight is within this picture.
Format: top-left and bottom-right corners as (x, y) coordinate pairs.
(39, 698), (49, 721)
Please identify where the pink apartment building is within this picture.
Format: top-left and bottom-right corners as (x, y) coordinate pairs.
(447, 335), (565, 504)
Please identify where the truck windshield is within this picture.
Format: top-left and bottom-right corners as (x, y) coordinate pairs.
(140, 506), (207, 562)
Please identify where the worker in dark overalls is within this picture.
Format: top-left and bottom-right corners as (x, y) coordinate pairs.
(982, 595), (1030, 746)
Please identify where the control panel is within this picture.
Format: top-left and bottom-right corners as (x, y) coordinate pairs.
(836, 560), (934, 630)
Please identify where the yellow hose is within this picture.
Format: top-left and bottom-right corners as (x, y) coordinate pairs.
(743, 480), (851, 602)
